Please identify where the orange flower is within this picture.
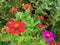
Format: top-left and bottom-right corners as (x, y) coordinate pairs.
(22, 4), (32, 10)
(1, 26), (9, 33)
(10, 8), (17, 13)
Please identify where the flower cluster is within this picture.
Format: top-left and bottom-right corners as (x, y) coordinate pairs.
(0, 0), (59, 45)
(37, 15), (55, 42)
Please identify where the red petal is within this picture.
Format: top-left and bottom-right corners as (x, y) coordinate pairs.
(56, 41), (60, 45)
(49, 41), (55, 45)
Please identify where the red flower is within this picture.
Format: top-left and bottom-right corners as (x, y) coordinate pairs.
(37, 24), (42, 28)
(56, 41), (60, 45)
(6, 20), (14, 27)
(49, 41), (55, 45)
(6, 20), (26, 34)
(10, 8), (17, 13)
(22, 4), (32, 10)
(44, 25), (48, 28)
(39, 15), (44, 20)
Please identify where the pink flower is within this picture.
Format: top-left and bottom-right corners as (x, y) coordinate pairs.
(42, 30), (55, 42)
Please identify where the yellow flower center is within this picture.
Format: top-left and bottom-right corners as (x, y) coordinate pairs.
(15, 24), (19, 28)
(22, 3), (24, 6)
(46, 34), (50, 38)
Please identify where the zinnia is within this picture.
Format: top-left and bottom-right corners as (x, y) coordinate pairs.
(42, 30), (55, 42)
(37, 24), (42, 28)
(6, 20), (26, 34)
(6, 20), (14, 27)
(56, 41), (60, 45)
(39, 15), (44, 20)
(49, 41), (55, 45)
(44, 25), (48, 28)
(22, 4), (32, 10)
(10, 8), (17, 13)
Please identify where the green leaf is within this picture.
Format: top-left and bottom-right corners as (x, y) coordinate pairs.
(0, 0), (5, 2)
(15, 12), (23, 20)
